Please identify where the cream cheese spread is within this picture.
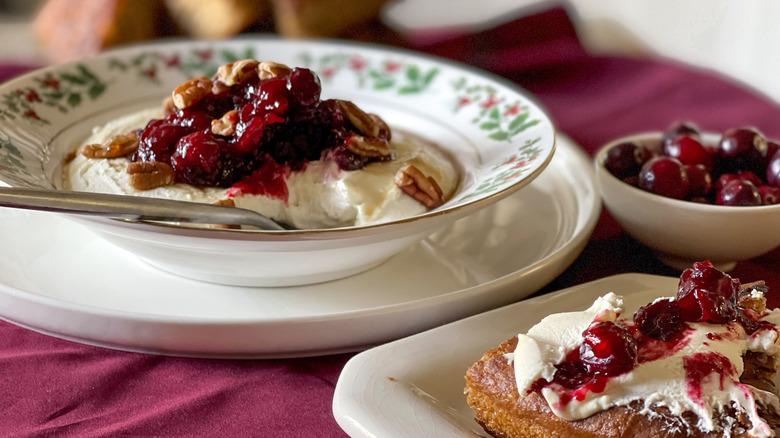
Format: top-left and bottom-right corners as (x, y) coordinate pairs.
(64, 108), (458, 229)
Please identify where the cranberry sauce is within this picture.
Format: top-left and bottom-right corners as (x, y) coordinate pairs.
(133, 63), (389, 193)
(530, 261), (771, 406)
(683, 352), (738, 407)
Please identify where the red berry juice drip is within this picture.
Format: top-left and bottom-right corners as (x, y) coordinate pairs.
(683, 352), (736, 407)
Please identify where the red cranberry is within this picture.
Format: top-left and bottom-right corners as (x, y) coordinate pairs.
(664, 135), (713, 168)
(633, 298), (684, 341)
(759, 185), (780, 205)
(579, 321), (637, 376)
(737, 170), (763, 187)
(765, 141), (780, 168)
(715, 173), (739, 191)
(135, 119), (194, 163)
(662, 121), (700, 147)
(716, 179), (761, 206)
(286, 68), (321, 108)
(604, 141), (651, 180)
(256, 78), (290, 116)
(638, 156), (689, 200)
(676, 261), (739, 323)
(172, 106), (213, 132)
(552, 359), (591, 390)
(683, 164), (712, 198)
(622, 175), (639, 187)
(766, 149), (780, 187)
(718, 127), (768, 174)
(171, 132), (226, 186)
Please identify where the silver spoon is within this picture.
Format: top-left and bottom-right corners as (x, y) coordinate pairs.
(0, 187), (287, 230)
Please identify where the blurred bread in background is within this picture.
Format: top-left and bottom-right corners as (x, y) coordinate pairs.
(32, 0), (398, 63)
(271, 0), (388, 37)
(165, 0), (271, 39)
(34, 0), (172, 63)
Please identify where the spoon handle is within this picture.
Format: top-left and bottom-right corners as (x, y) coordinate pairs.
(0, 187), (286, 230)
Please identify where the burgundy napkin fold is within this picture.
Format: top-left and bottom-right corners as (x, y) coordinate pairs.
(2, 7), (780, 437)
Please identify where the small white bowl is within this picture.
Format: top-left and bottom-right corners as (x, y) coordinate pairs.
(0, 39), (556, 286)
(595, 132), (780, 271)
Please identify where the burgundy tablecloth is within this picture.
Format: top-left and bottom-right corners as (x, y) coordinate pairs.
(3, 7), (780, 437)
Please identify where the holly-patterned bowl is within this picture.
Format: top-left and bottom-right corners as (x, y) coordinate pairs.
(0, 38), (555, 286)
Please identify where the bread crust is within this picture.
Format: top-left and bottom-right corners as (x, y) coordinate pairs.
(33, 0), (168, 62)
(465, 337), (780, 438)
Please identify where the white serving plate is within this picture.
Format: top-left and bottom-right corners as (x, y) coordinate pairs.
(332, 273), (679, 437)
(0, 135), (598, 358)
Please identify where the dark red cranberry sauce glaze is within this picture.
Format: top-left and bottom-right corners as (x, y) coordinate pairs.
(133, 65), (390, 190)
(604, 121), (780, 205)
(529, 261), (776, 405)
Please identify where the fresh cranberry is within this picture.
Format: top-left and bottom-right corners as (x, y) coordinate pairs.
(737, 170), (763, 187)
(662, 121), (700, 147)
(766, 149), (780, 187)
(765, 141), (780, 168)
(664, 135), (713, 168)
(676, 261), (739, 323)
(286, 68), (321, 108)
(683, 164), (712, 198)
(759, 185), (780, 205)
(716, 179), (761, 206)
(604, 141), (651, 180)
(638, 156), (689, 199)
(622, 175), (640, 188)
(718, 127), (768, 174)
(715, 173), (739, 191)
(579, 321), (637, 376)
(170, 132), (226, 186)
(633, 298), (685, 341)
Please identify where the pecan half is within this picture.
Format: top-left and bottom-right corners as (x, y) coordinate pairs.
(162, 96), (176, 117)
(739, 281), (768, 313)
(369, 113), (392, 141)
(126, 161), (175, 191)
(394, 164), (444, 209)
(345, 134), (391, 157)
(257, 61), (292, 80)
(81, 132), (139, 159)
(210, 198), (241, 229)
(211, 109), (239, 136)
(172, 76), (213, 109)
(217, 59), (260, 86)
(337, 99), (377, 137)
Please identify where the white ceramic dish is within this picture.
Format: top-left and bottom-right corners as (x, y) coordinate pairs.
(332, 273), (680, 437)
(0, 135), (597, 358)
(0, 38), (555, 286)
(595, 132), (780, 272)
